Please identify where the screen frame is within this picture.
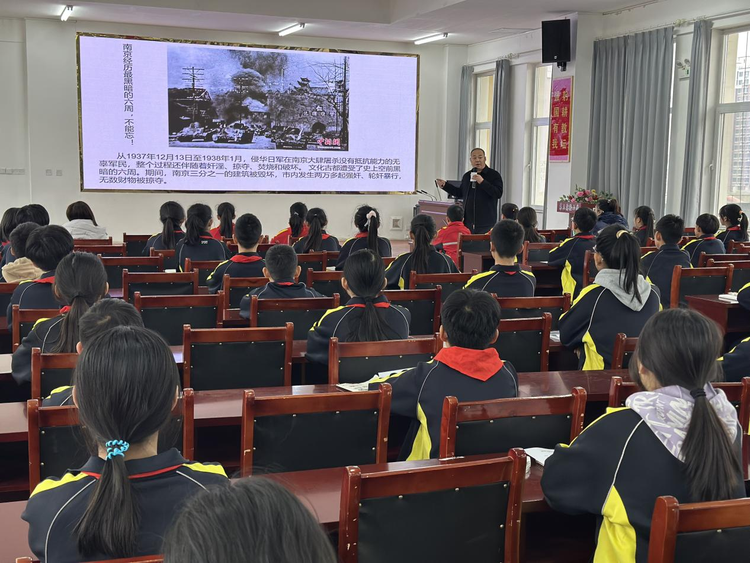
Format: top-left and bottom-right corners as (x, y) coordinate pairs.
(76, 32), (420, 195)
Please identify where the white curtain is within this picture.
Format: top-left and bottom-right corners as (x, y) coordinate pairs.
(490, 59), (511, 181)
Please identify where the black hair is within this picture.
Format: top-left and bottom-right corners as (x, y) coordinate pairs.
(8, 222), (39, 259)
(441, 289), (501, 349)
(491, 219), (525, 258)
(79, 299), (144, 347)
(217, 202), (236, 240)
(288, 202), (308, 238)
(25, 225), (74, 271)
(595, 225), (643, 304)
(655, 214), (684, 245)
(184, 203), (212, 246)
(354, 205), (381, 256)
(696, 213), (720, 236)
(234, 213), (262, 249)
(66, 201), (98, 226)
(719, 204), (749, 241)
(51, 252), (108, 353)
(264, 244), (297, 281)
(342, 249), (388, 342)
(0, 207), (20, 243)
(73, 326), (180, 558)
(630, 309), (742, 502)
(163, 478), (337, 563)
(410, 214), (437, 274)
(501, 203), (519, 221)
(470, 147), (486, 156)
(634, 206), (655, 240)
(446, 204), (464, 223)
(159, 201), (186, 250)
(517, 207), (543, 243)
(597, 198), (620, 215)
(15, 204), (50, 227)
(302, 208), (327, 253)
(573, 207), (597, 233)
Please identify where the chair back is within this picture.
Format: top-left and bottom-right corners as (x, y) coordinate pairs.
(122, 270), (198, 302)
(99, 256), (163, 289)
(611, 333), (639, 370)
(339, 451), (525, 563)
(16, 558), (164, 563)
(493, 314), (552, 372)
(707, 260), (750, 292)
(521, 242), (559, 264)
(544, 229), (572, 243)
(31, 349), (78, 400)
(183, 258), (223, 287)
(641, 246), (658, 255)
(12, 306), (60, 351)
(307, 269), (350, 305)
(648, 496), (750, 563)
(671, 265), (733, 308)
(250, 295), (340, 340)
(495, 295), (571, 331)
(440, 389), (586, 458)
(0, 281), (19, 321)
(728, 240), (750, 254)
(457, 232), (490, 270)
(699, 253), (750, 267)
(295, 252), (328, 285)
(240, 385), (391, 476)
(134, 293), (223, 346)
(123, 233), (152, 257)
(409, 271), (476, 300)
(74, 243), (126, 257)
(382, 256), (396, 268)
(582, 250), (600, 287)
(150, 248), (178, 270)
(221, 275), (268, 322)
(255, 242), (274, 257)
(72, 237), (112, 246)
(383, 288), (441, 336)
(183, 325), (293, 390)
(328, 335), (440, 384)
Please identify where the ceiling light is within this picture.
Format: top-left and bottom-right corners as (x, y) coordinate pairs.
(414, 33), (448, 45)
(60, 5), (73, 21)
(279, 23), (305, 37)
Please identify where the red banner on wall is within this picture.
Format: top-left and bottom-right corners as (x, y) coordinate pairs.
(549, 76), (573, 163)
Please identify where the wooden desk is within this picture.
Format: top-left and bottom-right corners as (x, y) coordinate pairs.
(462, 251), (493, 274)
(0, 500), (29, 561)
(525, 262), (563, 296)
(416, 200), (452, 228)
(687, 295), (750, 335)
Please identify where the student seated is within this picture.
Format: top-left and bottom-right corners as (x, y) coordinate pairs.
(543, 309), (745, 563)
(370, 289), (517, 460)
(719, 282), (750, 382)
(1, 204), (49, 270)
(176, 203), (230, 270)
(682, 213), (726, 267)
(143, 201), (186, 255)
(548, 207), (597, 299)
(7, 225), (74, 329)
(22, 326), (227, 562)
(717, 203), (749, 247)
(1, 222), (43, 283)
(63, 201), (108, 240)
(464, 220), (536, 296)
(206, 213), (265, 294)
(12, 251), (108, 386)
(386, 214), (458, 289)
(560, 226), (660, 370)
(432, 203), (471, 265)
(593, 198), (628, 234)
(640, 214), (691, 309)
(0, 207), (20, 263)
(518, 207), (545, 243)
(307, 249), (410, 366)
(209, 202), (235, 240)
(501, 203), (519, 221)
(239, 245), (323, 318)
(632, 205), (655, 247)
(292, 207), (341, 253)
(163, 478), (337, 563)
(270, 202), (308, 245)
(335, 205), (392, 270)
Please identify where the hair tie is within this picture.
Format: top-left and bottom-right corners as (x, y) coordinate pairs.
(366, 211), (377, 221)
(690, 388), (707, 399)
(616, 230), (629, 239)
(293, 212), (299, 216)
(363, 296), (375, 303)
(105, 440), (129, 460)
(71, 294), (86, 300)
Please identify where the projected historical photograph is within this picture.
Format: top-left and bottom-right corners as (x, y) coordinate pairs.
(167, 45), (350, 151)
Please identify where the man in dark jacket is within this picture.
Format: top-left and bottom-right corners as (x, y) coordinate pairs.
(436, 148), (503, 234)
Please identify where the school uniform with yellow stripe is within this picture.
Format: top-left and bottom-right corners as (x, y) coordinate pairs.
(719, 282), (750, 382)
(547, 232), (596, 299)
(639, 244), (691, 309)
(335, 233), (392, 270)
(11, 312), (65, 386)
(206, 252), (265, 294)
(385, 248), (458, 290)
(22, 448), (227, 562)
(6, 270), (62, 334)
(681, 235), (725, 267)
(463, 264), (536, 296)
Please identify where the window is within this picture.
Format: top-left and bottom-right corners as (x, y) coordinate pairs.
(530, 65), (552, 207)
(716, 29), (750, 206)
(473, 73), (494, 158)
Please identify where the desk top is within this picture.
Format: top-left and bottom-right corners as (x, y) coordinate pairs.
(686, 294), (740, 309)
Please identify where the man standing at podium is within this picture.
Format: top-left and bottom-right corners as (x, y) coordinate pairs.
(436, 147), (503, 234)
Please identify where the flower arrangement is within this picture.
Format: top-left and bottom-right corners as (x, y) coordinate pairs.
(559, 186), (614, 204)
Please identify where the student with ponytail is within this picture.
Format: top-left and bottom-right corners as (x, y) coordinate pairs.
(293, 207), (341, 253)
(501, 203), (519, 221)
(717, 203), (749, 246)
(386, 214), (458, 289)
(143, 201), (186, 255)
(270, 202), (309, 245)
(593, 198), (628, 235)
(543, 309), (744, 563)
(209, 202), (236, 240)
(175, 203), (230, 270)
(335, 205), (392, 269)
(517, 207), (545, 243)
(632, 205), (655, 247)
(559, 225), (660, 369)
(22, 326), (227, 561)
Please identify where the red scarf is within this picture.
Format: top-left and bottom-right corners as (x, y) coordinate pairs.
(355, 232), (369, 239)
(434, 346), (504, 381)
(347, 301), (390, 308)
(59, 306), (71, 314)
(230, 254), (262, 264)
(36, 276), (55, 284)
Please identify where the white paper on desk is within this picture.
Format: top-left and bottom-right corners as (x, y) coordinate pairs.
(549, 331), (561, 343)
(337, 369), (411, 392)
(525, 447), (555, 466)
(719, 293), (738, 303)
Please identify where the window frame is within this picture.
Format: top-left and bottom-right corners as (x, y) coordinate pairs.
(529, 64), (553, 213)
(472, 70), (495, 159)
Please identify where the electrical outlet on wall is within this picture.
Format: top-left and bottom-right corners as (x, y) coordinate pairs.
(390, 216), (402, 230)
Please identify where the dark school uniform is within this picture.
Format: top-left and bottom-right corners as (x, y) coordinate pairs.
(720, 282), (750, 382)
(369, 346), (518, 460)
(547, 232), (596, 299)
(141, 229), (185, 255)
(7, 270), (61, 334)
(681, 235), (726, 267)
(270, 225), (309, 245)
(463, 264), (536, 297)
(11, 310), (66, 385)
(176, 235), (231, 271)
(640, 244), (692, 308)
(593, 212), (628, 235)
(738, 282), (750, 310)
(43, 385), (74, 406)
(209, 223), (234, 241)
(306, 295), (410, 366)
(206, 252), (265, 294)
(292, 232), (341, 253)
(239, 281), (324, 319)
(717, 226), (748, 248)
(634, 227), (650, 247)
(440, 166), (504, 233)
(335, 233), (393, 270)
(385, 248), (458, 290)
(22, 449), (227, 563)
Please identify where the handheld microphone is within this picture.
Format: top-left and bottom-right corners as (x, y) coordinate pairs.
(470, 167), (478, 189)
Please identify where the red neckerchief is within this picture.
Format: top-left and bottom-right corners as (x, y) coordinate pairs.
(230, 254), (262, 264)
(275, 282), (295, 286)
(199, 235), (213, 240)
(84, 465), (183, 480)
(727, 226), (741, 232)
(434, 347), (504, 381)
(702, 236), (717, 241)
(36, 276), (55, 284)
(321, 234), (330, 240)
(59, 306), (71, 314)
(576, 233), (595, 240)
(637, 226), (647, 231)
(1, 241), (8, 247)
(347, 295), (390, 308)
(355, 232), (369, 239)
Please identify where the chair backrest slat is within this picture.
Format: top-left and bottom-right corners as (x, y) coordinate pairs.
(611, 333), (638, 370)
(493, 314), (552, 372)
(457, 233), (491, 271)
(98, 256), (164, 289)
(250, 295), (340, 340)
(383, 288), (441, 336)
(12, 306), (61, 352)
(31, 349), (78, 400)
(671, 265), (733, 309)
(494, 295), (570, 331)
(122, 270), (198, 303)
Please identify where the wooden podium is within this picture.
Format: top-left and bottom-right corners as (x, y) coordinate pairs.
(416, 200), (454, 227)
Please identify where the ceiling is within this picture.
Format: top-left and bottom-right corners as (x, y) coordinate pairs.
(0, 0), (654, 44)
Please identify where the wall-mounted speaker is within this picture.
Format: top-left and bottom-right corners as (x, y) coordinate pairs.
(542, 19), (571, 71)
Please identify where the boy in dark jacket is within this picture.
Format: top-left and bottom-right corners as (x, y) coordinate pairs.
(719, 282), (750, 381)
(682, 213), (726, 267)
(640, 214), (691, 308)
(548, 207), (597, 299)
(207, 213), (265, 294)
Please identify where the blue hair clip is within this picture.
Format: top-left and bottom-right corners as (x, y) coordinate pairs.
(105, 440), (130, 460)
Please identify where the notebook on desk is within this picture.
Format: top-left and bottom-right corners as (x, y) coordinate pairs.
(719, 293), (738, 304)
